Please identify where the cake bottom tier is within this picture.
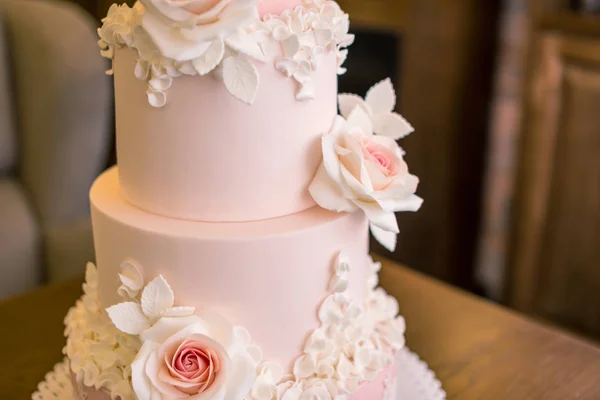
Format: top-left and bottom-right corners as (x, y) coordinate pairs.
(70, 168), (407, 399)
(64, 254), (406, 399)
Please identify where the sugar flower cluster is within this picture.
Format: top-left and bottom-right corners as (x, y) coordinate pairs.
(64, 251), (403, 399)
(252, 252), (404, 399)
(97, 0), (352, 107)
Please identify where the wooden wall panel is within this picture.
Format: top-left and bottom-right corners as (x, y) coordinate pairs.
(509, 33), (600, 334)
(390, 0), (501, 288)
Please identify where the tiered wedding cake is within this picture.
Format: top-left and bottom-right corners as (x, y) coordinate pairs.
(61, 0), (422, 399)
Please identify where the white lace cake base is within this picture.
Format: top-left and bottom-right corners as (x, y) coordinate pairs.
(32, 349), (445, 400)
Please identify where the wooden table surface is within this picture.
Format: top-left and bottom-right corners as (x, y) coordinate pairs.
(2, 258), (600, 399)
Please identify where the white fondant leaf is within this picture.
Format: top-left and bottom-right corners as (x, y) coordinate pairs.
(141, 275), (174, 319)
(106, 302), (150, 335)
(338, 93), (367, 119)
(365, 78), (396, 114)
(373, 112), (415, 139)
(160, 306), (195, 318)
(370, 222), (397, 252)
(222, 55), (259, 105)
(192, 38), (225, 76)
(225, 33), (266, 62)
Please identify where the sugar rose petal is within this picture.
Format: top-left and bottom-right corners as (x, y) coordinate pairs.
(139, 0), (261, 61)
(131, 313), (256, 400)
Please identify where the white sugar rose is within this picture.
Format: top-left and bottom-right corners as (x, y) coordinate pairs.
(132, 313), (258, 400)
(140, 0), (261, 61)
(309, 106), (422, 252)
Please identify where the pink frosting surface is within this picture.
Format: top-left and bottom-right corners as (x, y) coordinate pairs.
(258, 0), (302, 16)
(350, 363), (397, 399)
(114, 45), (337, 222)
(91, 167), (370, 370)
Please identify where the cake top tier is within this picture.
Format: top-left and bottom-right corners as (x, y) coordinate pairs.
(98, 0), (353, 107)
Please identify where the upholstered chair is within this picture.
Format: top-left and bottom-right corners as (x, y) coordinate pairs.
(0, 0), (111, 299)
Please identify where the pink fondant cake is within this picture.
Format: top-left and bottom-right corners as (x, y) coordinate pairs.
(58, 1), (423, 399)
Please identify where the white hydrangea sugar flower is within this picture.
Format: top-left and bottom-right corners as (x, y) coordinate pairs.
(139, 0), (262, 62)
(338, 78), (414, 139)
(309, 89), (422, 251)
(98, 0), (353, 106)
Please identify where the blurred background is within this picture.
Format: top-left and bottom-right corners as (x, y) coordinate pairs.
(0, 0), (599, 339)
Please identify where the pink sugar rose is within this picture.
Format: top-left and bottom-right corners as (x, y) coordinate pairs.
(140, 0), (261, 61)
(309, 106), (422, 251)
(161, 335), (228, 397)
(132, 314), (256, 400)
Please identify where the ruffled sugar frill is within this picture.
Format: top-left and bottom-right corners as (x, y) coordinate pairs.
(97, 0), (354, 107)
(63, 252), (406, 400)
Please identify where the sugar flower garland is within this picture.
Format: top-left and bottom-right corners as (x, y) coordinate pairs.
(309, 78), (423, 252)
(65, 252), (404, 399)
(97, 0), (353, 107)
(265, 251), (405, 399)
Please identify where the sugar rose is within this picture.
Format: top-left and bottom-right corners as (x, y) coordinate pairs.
(309, 106), (422, 251)
(139, 0), (261, 61)
(132, 313), (256, 400)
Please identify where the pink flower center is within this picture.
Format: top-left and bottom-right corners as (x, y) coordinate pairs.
(166, 338), (221, 394)
(359, 138), (398, 177)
